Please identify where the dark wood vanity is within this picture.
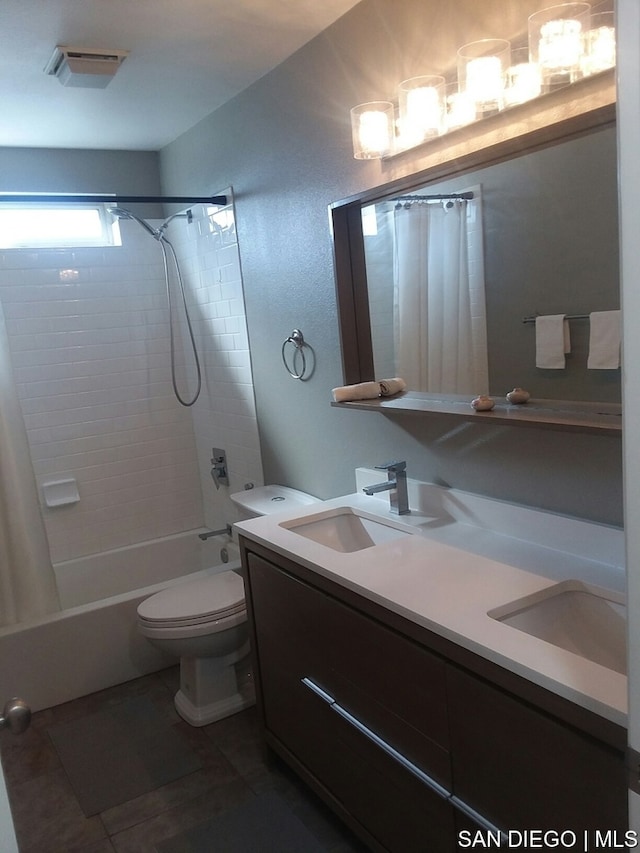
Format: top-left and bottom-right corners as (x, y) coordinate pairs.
(240, 536), (627, 852)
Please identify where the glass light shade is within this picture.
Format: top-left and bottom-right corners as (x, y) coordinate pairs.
(350, 101), (395, 159)
(457, 39), (511, 116)
(529, 3), (591, 91)
(504, 47), (542, 106)
(581, 12), (615, 76)
(444, 83), (476, 131)
(397, 76), (445, 147)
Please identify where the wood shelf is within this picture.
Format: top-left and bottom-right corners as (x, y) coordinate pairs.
(331, 391), (622, 435)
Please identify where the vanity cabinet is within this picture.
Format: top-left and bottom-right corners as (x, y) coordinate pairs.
(240, 538), (627, 852)
(245, 547), (454, 852)
(447, 667), (627, 835)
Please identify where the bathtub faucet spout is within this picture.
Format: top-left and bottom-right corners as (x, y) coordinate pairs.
(198, 524), (232, 541)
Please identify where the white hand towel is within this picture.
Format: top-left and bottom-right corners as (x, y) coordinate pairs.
(587, 310), (621, 369)
(535, 315), (570, 369)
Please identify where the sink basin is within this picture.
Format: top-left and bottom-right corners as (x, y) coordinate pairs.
(488, 580), (626, 674)
(280, 507), (413, 553)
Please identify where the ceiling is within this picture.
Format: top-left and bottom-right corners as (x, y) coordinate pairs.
(0, 0), (361, 151)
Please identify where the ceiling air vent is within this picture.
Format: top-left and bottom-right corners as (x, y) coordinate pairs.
(44, 46), (129, 89)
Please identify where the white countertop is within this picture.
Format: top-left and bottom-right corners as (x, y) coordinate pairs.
(235, 476), (626, 728)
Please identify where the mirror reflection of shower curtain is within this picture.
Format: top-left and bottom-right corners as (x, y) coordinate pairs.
(393, 200), (489, 394)
(0, 300), (60, 626)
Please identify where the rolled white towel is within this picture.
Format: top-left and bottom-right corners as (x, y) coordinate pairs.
(332, 381), (382, 403)
(331, 377), (407, 403)
(379, 377), (407, 396)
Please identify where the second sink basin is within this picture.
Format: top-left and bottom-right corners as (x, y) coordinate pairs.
(488, 579), (626, 674)
(280, 507), (413, 553)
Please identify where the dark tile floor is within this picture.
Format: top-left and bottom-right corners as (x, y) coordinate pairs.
(0, 667), (368, 852)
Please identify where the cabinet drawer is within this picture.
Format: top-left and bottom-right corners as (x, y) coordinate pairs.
(447, 666), (627, 832)
(247, 551), (451, 788)
(261, 645), (456, 853)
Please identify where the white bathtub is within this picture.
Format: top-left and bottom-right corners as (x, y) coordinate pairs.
(0, 530), (240, 712)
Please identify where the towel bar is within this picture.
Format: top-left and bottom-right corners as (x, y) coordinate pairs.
(523, 313), (590, 324)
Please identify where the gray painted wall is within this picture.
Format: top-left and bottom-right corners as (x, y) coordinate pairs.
(159, 0), (622, 527)
(0, 148), (162, 218)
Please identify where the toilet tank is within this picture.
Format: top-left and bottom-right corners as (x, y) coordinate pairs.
(230, 485), (321, 520)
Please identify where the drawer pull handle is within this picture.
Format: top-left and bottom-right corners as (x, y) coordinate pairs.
(301, 677), (503, 837)
(301, 677), (336, 705)
(450, 796), (505, 840)
(301, 676), (449, 800)
(331, 703), (451, 800)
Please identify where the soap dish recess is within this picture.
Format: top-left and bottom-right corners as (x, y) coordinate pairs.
(42, 478), (80, 508)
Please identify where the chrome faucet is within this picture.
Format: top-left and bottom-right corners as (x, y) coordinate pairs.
(210, 447), (229, 490)
(362, 461), (410, 515)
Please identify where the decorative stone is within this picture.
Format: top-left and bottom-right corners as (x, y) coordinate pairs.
(471, 395), (495, 411)
(506, 388), (531, 404)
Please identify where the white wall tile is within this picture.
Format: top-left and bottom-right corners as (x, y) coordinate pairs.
(0, 196), (263, 563)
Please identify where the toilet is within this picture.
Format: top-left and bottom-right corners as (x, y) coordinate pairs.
(136, 485), (320, 726)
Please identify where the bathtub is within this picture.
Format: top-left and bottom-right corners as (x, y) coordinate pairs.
(0, 530), (240, 712)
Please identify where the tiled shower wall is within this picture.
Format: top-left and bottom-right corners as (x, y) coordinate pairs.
(0, 198), (263, 563)
(167, 202), (264, 532)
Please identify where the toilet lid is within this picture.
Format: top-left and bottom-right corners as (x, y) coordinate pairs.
(137, 570), (245, 627)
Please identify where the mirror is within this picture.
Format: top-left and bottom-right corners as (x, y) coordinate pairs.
(363, 125), (619, 403)
(331, 71), (619, 415)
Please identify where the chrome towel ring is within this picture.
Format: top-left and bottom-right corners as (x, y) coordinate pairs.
(282, 329), (308, 380)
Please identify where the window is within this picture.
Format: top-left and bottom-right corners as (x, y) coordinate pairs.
(0, 204), (118, 249)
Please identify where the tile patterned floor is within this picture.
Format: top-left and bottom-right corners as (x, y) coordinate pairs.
(0, 667), (368, 852)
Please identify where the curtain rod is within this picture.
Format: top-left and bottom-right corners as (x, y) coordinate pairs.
(0, 194), (228, 205)
(393, 192), (474, 202)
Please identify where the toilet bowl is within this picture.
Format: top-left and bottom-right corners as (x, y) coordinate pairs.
(136, 484), (320, 726)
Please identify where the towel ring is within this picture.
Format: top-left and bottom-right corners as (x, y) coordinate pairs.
(282, 329), (307, 380)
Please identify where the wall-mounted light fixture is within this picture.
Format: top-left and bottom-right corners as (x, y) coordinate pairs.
(581, 11), (616, 74)
(504, 47), (542, 106)
(350, 1), (614, 159)
(350, 101), (395, 159)
(457, 39), (511, 117)
(397, 75), (445, 147)
(529, 3), (591, 90)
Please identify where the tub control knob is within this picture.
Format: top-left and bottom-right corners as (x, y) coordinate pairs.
(0, 698), (31, 734)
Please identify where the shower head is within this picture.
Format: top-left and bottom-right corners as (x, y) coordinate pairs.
(156, 209), (193, 238)
(107, 206), (131, 218)
(107, 206), (159, 239)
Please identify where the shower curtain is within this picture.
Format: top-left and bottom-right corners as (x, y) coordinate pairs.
(393, 200), (488, 394)
(0, 300), (59, 626)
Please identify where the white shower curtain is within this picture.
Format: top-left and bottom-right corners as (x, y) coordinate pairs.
(0, 300), (59, 626)
(393, 200), (488, 394)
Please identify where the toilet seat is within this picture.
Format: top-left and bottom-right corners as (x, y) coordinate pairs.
(137, 570), (246, 630)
